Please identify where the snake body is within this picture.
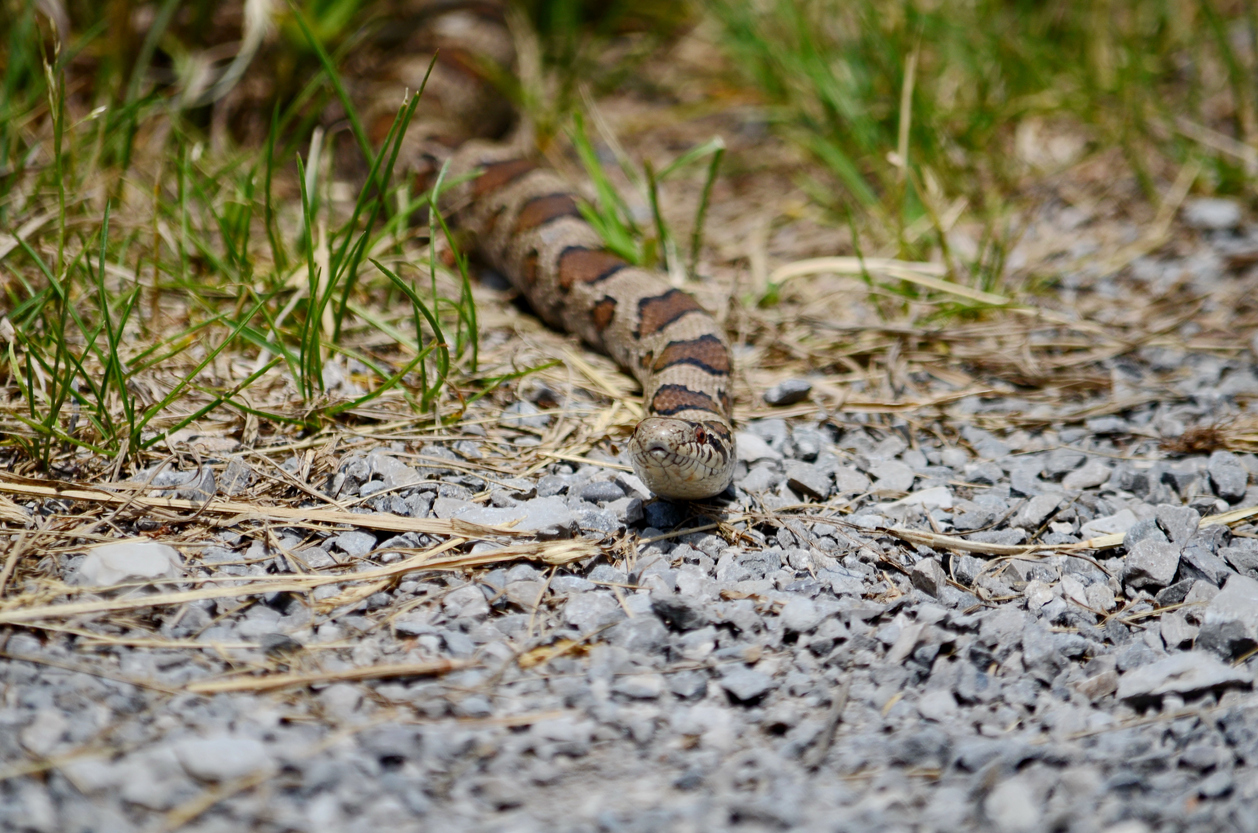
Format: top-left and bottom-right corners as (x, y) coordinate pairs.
(380, 3), (736, 499)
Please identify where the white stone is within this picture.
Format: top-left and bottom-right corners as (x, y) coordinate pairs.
(77, 541), (182, 586)
(984, 774), (1042, 833)
(1116, 651), (1251, 701)
(736, 432), (782, 463)
(876, 485), (953, 512)
(19, 709), (68, 757)
(1079, 509), (1138, 539)
(175, 736), (272, 782)
(1058, 573), (1090, 608)
(1024, 580), (1053, 611)
(917, 689), (958, 722)
(780, 597), (823, 633)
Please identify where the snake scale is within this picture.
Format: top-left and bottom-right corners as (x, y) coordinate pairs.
(367, 1), (736, 499)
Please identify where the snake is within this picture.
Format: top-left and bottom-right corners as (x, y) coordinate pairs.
(364, 1), (736, 499)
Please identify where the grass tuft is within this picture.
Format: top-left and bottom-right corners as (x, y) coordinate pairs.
(0, 1), (485, 471)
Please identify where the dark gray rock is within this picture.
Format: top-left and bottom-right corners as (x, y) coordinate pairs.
(579, 480), (626, 504)
(1198, 574), (1258, 658)
(964, 462), (1004, 486)
(1155, 504), (1201, 546)
(1154, 579), (1196, 607)
(1162, 463), (1200, 496)
(1220, 541), (1258, 578)
(1179, 540), (1235, 586)
(1122, 540), (1181, 590)
(763, 379), (813, 407)
(643, 501), (687, 529)
(1043, 448), (1086, 479)
(785, 461), (831, 500)
(650, 591), (711, 631)
(1208, 450), (1249, 503)
(911, 559), (948, 598)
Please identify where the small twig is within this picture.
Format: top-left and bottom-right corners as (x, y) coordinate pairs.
(803, 675), (852, 771)
(185, 658), (468, 694)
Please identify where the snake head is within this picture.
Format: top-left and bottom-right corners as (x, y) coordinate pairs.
(627, 417), (736, 500)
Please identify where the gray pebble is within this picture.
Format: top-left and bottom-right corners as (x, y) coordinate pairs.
(561, 592), (624, 633)
(650, 590), (711, 631)
(536, 474), (568, 497)
(1116, 651), (1251, 702)
(833, 466), (871, 495)
(606, 497), (644, 525)
(1043, 448), (1086, 479)
(780, 597), (823, 633)
(611, 673), (666, 699)
(871, 460), (915, 493)
(579, 480), (626, 503)
(1062, 458), (1111, 490)
(502, 400), (551, 429)
(720, 667), (776, 703)
(964, 461), (1003, 486)
(1156, 504), (1201, 545)
(785, 461), (831, 500)
(220, 457), (254, 496)
(333, 530), (376, 558)
(606, 617), (669, 654)
(747, 418), (791, 450)
(910, 558), (948, 598)
(668, 671), (710, 701)
(1011, 495), (1060, 530)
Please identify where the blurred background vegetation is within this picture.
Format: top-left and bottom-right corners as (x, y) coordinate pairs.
(1, 0), (1257, 470)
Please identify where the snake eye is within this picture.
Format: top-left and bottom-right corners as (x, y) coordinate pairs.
(694, 426), (707, 444)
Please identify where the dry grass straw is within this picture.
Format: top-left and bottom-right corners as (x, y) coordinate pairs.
(0, 532), (594, 626)
(887, 502), (1258, 558)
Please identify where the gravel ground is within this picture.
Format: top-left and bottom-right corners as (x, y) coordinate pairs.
(7, 199), (1258, 832)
